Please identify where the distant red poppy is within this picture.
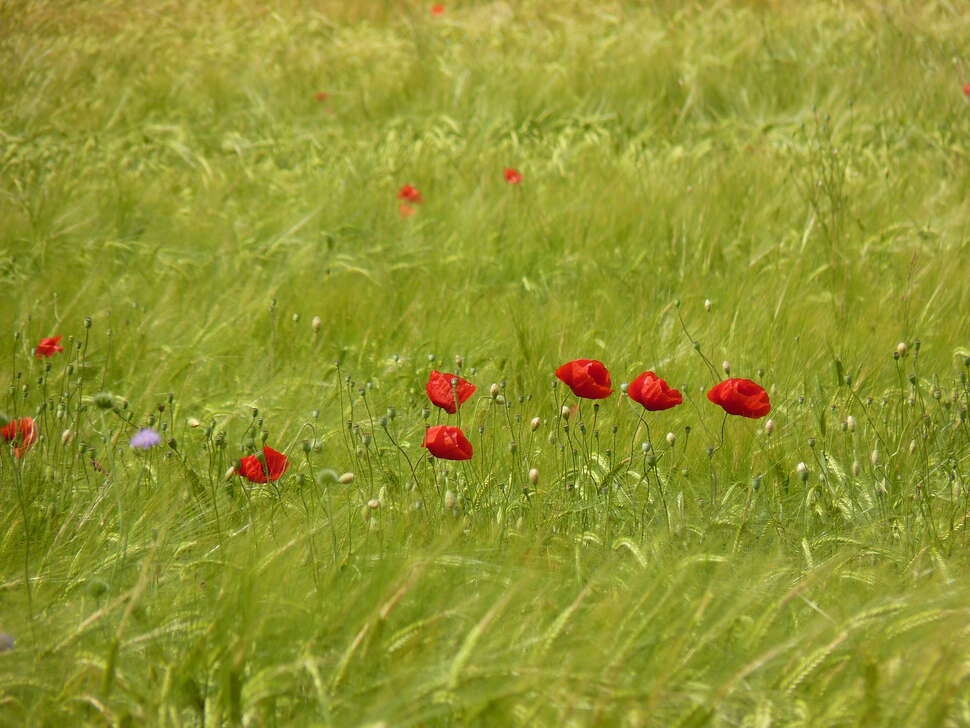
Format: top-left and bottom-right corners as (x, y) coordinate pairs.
(422, 425), (473, 460)
(399, 203), (416, 218)
(431, 4), (445, 14)
(628, 371), (682, 411)
(426, 370), (476, 413)
(314, 91), (329, 102)
(555, 359), (613, 399)
(2, 417), (37, 458)
(504, 168), (523, 184)
(34, 336), (64, 358)
(707, 378), (771, 419)
(398, 185), (423, 203)
(963, 82), (970, 97)
(236, 446), (289, 483)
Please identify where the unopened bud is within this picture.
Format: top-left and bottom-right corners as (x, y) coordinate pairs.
(845, 415), (856, 433)
(665, 432), (676, 446)
(444, 490), (457, 509)
(852, 460), (861, 477)
(530, 416), (541, 431)
(896, 342), (908, 357)
(225, 466), (236, 480)
(722, 361), (731, 375)
(454, 354), (464, 368)
(367, 498), (380, 510)
(561, 405), (572, 420)
(764, 419), (775, 434)
(528, 468), (539, 485)
(704, 298), (712, 312)
(61, 429), (73, 444)
(490, 383), (500, 398)
(93, 392), (114, 409)
(311, 316), (322, 333)
(870, 449), (880, 466)
(187, 417), (201, 428)
(796, 462), (809, 482)
(338, 472), (355, 484)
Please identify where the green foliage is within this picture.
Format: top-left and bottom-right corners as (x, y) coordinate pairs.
(1, 0), (969, 724)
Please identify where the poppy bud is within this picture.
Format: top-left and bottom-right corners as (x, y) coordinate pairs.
(93, 392), (114, 409)
(870, 449), (880, 465)
(896, 342), (908, 357)
(454, 355), (463, 368)
(796, 462), (809, 482)
(561, 405), (572, 420)
(188, 417), (201, 428)
(367, 498), (380, 510)
(529, 468), (539, 485)
(646, 455), (657, 468)
(642, 442), (652, 454)
(665, 432), (676, 446)
(808, 437), (816, 449)
(84, 316), (92, 329)
(704, 299), (712, 312)
(530, 417), (541, 431)
(490, 383), (500, 398)
(721, 361), (731, 375)
(846, 416), (856, 432)
(312, 316), (322, 333)
(764, 419), (775, 434)
(338, 472), (355, 484)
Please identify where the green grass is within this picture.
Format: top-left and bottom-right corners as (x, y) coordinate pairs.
(2, 0), (970, 724)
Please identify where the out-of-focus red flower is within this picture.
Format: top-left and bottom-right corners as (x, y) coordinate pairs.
(34, 336), (64, 358)
(426, 370), (476, 414)
(707, 378), (771, 419)
(504, 168), (523, 184)
(555, 359), (613, 399)
(314, 91), (329, 102)
(236, 446), (289, 483)
(963, 82), (970, 97)
(399, 203), (416, 218)
(398, 185), (423, 203)
(431, 4), (445, 15)
(2, 417), (37, 458)
(422, 425), (473, 460)
(628, 371), (682, 411)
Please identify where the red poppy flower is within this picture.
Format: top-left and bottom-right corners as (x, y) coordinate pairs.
(399, 203), (416, 218)
(398, 185), (423, 203)
(422, 425), (473, 460)
(2, 417), (37, 458)
(426, 370), (476, 414)
(34, 336), (64, 358)
(504, 168), (523, 184)
(431, 4), (445, 15)
(235, 446), (289, 483)
(707, 378), (771, 419)
(964, 82), (970, 97)
(628, 371), (682, 411)
(555, 359), (613, 399)
(314, 91), (329, 102)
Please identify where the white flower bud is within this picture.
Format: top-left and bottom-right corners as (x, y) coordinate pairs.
(367, 498), (380, 510)
(61, 429), (73, 444)
(870, 449), (880, 466)
(561, 405), (572, 420)
(530, 417), (541, 431)
(187, 417), (201, 428)
(704, 298), (712, 312)
(528, 468), (539, 485)
(489, 383), (500, 398)
(665, 432), (676, 446)
(764, 419), (775, 434)
(311, 316), (322, 333)
(338, 472), (355, 484)
(845, 415), (856, 433)
(896, 342), (908, 357)
(722, 360), (731, 375)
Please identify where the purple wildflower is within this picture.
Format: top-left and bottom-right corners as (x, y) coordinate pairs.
(130, 428), (162, 449)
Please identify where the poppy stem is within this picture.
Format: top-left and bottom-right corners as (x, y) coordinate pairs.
(675, 305), (720, 383)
